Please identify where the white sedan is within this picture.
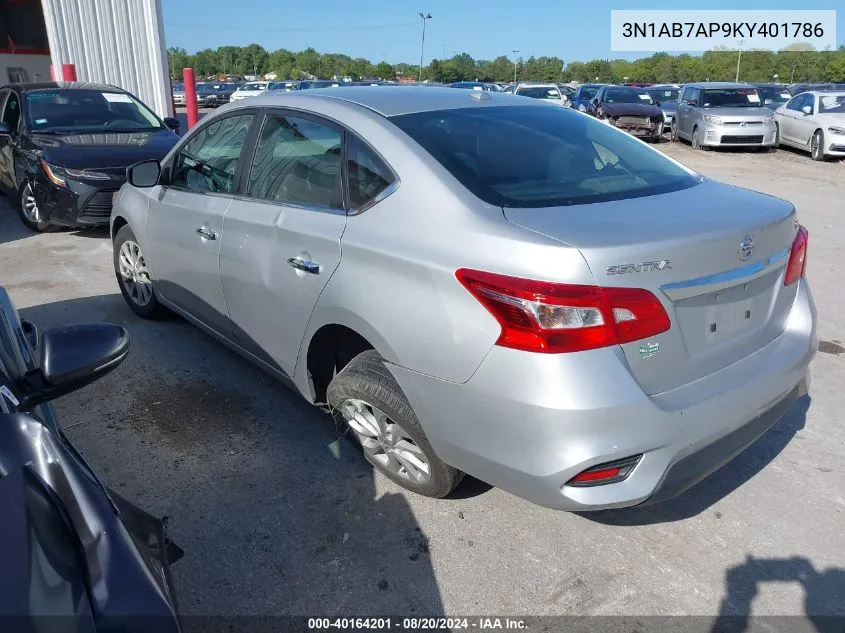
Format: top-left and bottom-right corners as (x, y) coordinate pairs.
(774, 91), (845, 161)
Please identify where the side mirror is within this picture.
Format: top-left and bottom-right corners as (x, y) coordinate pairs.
(163, 116), (181, 133)
(0, 122), (10, 136)
(801, 105), (812, 115)
(20, 324), (129, 408)
(655, 100), (661, 107)
(591, 98), (599, 104)
(127, 160), (161, 188)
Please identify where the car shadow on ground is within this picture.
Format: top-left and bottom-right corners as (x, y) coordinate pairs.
(711, 555), (845, 633)
(21, 293), (447, 625)
(0, 199), (36, 246)
(580, 396), (810, 526)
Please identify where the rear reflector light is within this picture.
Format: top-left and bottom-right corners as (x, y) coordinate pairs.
(455, 268), (670, 353)
(567, 455), (642, 487)
(784, 224), (808, 286)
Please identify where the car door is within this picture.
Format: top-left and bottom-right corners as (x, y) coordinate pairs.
(676, 87), (692, 137)
(792, 94), (818, 147)
(779, 94), (806, 144)
(0, 89), (19, 194)
(220, 112), (397, 378)
(145, 111), (258, 335)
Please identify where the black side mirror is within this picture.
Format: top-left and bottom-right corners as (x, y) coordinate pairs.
(591, 98), (599, 104)
(163, 117), (180, 133)
(20, 324), (129, 408)
(0, 122), (10, 136)
(127, 160), (161, 188)
(655, 100), (661, 107)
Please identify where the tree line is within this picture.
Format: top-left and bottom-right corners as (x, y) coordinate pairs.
(167, 44), (845, 84)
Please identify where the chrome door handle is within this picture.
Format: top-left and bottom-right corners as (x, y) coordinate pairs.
(196, 227), (217, 240)
(287, 257), (321, 274)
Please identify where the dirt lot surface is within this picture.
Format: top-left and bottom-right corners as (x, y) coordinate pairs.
(1, 138), (843, 626)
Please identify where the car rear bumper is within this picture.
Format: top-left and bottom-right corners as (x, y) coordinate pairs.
(390, 279), (817, 511)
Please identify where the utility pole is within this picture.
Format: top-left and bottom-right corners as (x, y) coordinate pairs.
(512, 49), (519, 84)
(735, 39), (745, 82)
(791, 65), (796, 83)
(418, 12), (432, 81)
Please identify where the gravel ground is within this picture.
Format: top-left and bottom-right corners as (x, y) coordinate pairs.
(0, 138), (843, 626)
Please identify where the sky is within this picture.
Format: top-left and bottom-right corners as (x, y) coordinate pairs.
(162, 0), (844, 64)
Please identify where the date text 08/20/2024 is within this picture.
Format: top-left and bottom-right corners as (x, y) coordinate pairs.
(307, 617), (528, 630)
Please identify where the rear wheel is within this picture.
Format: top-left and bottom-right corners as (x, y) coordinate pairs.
(113, 225), (170, 319)
(811, 130), (826, 161)
(327, 350), (462, 498)
(670, 121), (679, 142)
(17, 181), (54, 232)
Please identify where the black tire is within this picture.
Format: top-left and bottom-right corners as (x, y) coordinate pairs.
(774, 123), (780, 148)
(113, 224), (170, 319)
(327, 350), (462, 498)
(16, 180), (55, 232)
(692, 127), (705, 150)
(670, 121), (679, 142)
(811, 130), (826, 161)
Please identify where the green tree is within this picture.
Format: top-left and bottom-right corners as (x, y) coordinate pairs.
(374, 62), (395, 79)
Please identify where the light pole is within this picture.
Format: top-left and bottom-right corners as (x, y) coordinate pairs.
(418, 12), (432, 81)
(735, 39), (745, 82)
(512, 49), (519, 84)
(791, 65), (796, 83)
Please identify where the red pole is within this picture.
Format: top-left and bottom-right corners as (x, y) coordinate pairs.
(182, 68), (198, 130)
(61, 64), (77, 81)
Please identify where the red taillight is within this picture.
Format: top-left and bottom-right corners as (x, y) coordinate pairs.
(455, 268), (670, 354)
(784, 224), (808, 286)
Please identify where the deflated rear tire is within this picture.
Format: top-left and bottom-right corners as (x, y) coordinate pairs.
(327, 349), (463, 498)
(113, 225), (170, 319)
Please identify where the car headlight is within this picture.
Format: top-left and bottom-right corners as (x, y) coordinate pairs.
(829, 127), (845, 136)
(41, 160), (110, 185)
(764, 116), (775, 124)
(703, 114), (722, 124)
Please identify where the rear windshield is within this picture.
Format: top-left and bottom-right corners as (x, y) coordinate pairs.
(701, 88), (761, 107)
(755, 86), (791, 104)
(647, 88), (680, 101)
(390, 105), (698, 208)
(517, 86), (561, 99)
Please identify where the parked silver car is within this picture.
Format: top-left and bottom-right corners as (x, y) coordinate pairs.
(774, 91), (845, 161)
(671, 82), (777, 150)
(110, 88), (816, 511)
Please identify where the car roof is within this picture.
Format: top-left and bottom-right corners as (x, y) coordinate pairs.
(239, 86), (547, 117)
(805, 90), (845, 97)
(684, 82), (754, 89)
(516, 82), (558, 88)
(3, 81), (124, 93)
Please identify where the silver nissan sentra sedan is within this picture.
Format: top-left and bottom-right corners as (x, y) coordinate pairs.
(110, 87), (817, 511)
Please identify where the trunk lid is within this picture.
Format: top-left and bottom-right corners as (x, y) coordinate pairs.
(503, 178), (799, 395)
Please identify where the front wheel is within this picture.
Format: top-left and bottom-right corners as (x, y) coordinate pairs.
(692, 127), (704, 150)
(113, 225), (170, 319)
(17, 181), (54, 232)
(327, 350), (462, 498)
(811, 130), (826, 161)
(670, 121), (679, 142)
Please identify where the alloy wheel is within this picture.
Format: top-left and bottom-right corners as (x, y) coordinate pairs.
(811, 132), (822, 160)
(21, 183), (41, 224)
(340, 398), (432, 483)
(117, 240), (153, 307)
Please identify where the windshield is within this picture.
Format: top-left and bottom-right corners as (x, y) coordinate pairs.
(240, 83), (267, 91)
(818, 94), (845, 114)
(755, 86), (791, 105)
(579, 86), (601, 100)
(25, 89), (164, 133)
(647, 88), (680, 101)
(517, 86), (561, 100)
(603, 89), (654, 105)
(390, 105), (698, 208)
(701, 88), (761, 108)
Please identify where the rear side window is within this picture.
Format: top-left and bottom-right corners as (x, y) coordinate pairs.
(346, 135), (396, 212)
(171, 113), (254, 193)
(247, 114), (342, 209)
(390, 105), (697, 208)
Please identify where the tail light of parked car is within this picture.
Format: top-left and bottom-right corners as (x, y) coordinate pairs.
(783, 225), (808, 287)
(455, 269), (670, 353)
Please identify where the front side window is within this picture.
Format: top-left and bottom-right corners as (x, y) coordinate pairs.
(25, 89), (162, 133)
(171, 113), (254, 193)
(390, 105), (698, 208)
(2, 92), (21, 132)
(347, 135), (396, 211)
(579, 86), (600, 101)
(247, 114), (342, 209)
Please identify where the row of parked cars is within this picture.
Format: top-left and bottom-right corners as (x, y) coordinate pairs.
(172, 79), (397, 107)
(0, 77), (820, 626)
(560, 81), (845, 161)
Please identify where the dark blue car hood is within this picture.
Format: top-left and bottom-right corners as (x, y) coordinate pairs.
(28, 129), (179, 170)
